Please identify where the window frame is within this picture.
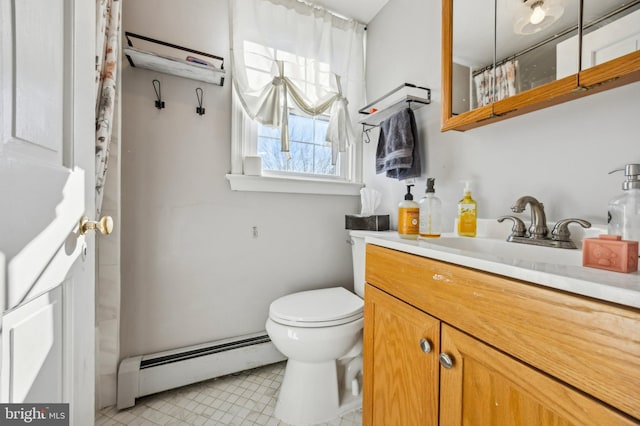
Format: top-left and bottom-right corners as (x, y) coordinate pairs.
(227, 81), (363, 196)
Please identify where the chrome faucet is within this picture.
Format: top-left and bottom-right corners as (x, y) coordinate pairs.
(510, 196), (548, 239)
(498, 196), (591, 249)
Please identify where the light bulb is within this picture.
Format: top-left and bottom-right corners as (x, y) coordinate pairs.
(514, 0), (564, 35)
(530, 3), (546, 25)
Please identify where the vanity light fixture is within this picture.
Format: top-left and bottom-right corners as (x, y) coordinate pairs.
(514, 0), (564, 35)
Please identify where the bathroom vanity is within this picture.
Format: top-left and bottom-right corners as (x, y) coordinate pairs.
(362, 236), (640, 425)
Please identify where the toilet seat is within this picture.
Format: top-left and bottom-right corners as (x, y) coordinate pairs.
(269, 287), (364, 328)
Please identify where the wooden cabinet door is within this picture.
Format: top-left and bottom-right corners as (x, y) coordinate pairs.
(439, 324), (636, 426)
(363, 284), (440, 426)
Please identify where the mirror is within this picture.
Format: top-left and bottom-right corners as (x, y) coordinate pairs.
(581, 1), (640, 72)
(495, 0), (580, 92)
(451, 0), (494, 115)
(443, 0), (640, 131)
(451, 0), (580, 114)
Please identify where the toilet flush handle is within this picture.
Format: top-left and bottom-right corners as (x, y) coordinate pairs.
(351, 379), (360, 396)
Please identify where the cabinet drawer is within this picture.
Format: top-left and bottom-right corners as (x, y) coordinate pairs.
(366, 244), (640, 419)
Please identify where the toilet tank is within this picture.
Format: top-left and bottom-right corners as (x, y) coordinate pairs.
(350, 231), (368, 298)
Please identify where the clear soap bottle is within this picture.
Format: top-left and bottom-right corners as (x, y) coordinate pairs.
(608, 164), (640, 246)
(419, 178), (442, 238)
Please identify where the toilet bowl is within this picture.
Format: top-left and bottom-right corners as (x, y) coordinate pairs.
(265, 231), (369, 425)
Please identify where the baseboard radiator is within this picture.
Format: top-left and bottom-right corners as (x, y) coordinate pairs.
(116, 331), (285, 409)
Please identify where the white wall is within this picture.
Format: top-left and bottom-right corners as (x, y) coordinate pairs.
(365, 0), (640, 232)
(120, 0), (359, 358)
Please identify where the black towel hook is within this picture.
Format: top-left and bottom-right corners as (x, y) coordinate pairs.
(152, 79), (165, 109)
(195, 87), (205, 115)
(362, 123), (375, 143)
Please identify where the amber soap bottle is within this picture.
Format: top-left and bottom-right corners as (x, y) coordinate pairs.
(457, 181), (477, 237)
(398, 184), (419, 240)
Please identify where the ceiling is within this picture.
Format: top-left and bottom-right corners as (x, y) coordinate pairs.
(310, 0), (389, 24)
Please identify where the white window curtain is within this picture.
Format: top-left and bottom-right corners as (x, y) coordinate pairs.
(229, 0), (365, 164)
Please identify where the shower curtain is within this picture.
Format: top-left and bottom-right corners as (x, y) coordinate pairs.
(95, 0), (123, 408)
(473, 59), (518, 109)
(95, 0), (121, 215)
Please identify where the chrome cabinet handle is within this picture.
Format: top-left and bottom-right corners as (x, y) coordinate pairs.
(80, 216), (114, 235)
(439, 353), (454, 369)
(419, 338), (432, 354)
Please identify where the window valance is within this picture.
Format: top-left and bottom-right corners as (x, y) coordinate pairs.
(229, 0), (365, 164)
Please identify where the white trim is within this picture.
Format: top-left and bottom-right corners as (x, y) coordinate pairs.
(230, 88), (250, 174)
(225, 174), (362, 196)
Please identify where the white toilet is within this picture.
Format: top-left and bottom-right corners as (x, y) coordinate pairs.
(265, 231), (368, 425)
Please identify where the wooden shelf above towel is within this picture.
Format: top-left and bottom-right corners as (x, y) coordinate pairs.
(358, 83), (431, 128)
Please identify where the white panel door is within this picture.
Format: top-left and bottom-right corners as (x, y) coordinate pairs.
(2, 287), (63, 403)
(0, 0), (96, 424)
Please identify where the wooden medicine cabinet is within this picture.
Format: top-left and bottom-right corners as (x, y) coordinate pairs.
(442, 0), (640, 131)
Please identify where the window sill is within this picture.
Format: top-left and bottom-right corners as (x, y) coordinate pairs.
(225, 174), (363, 196)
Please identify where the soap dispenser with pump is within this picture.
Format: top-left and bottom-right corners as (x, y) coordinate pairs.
(398, 184), (419, 240)
(457, 180), (477, 237)
(608, 164), (640, 245)
(419, 178), (442, 238)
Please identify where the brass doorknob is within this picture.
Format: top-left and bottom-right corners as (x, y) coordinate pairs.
(80, 216), (114, 235)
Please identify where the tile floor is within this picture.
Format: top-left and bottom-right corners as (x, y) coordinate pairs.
(96, 362), (362, 426)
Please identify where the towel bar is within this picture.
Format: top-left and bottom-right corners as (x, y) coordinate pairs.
(358, 83), (431, 140)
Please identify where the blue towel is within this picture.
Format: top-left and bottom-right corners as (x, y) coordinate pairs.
(375, 108), (421, 180)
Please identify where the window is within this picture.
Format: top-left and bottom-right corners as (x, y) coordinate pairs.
(242, 41), (346, 180)
(258, 114), (339, 177)
(227, 0), (365, 195)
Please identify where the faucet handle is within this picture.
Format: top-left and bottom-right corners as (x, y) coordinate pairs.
(497, 215), (527, 238)
(551, 218), (592, 242)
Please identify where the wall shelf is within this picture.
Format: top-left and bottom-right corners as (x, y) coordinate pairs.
(358, 83), (431, 128)
(124, 32), (226, 86)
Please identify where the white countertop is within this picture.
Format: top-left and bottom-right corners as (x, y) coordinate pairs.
(357, 229), (640, 309)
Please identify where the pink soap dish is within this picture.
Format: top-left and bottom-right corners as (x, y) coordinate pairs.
(582, 235), (638, 273)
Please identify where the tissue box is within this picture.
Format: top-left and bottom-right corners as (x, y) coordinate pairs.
(243, 156), (262, 176)
(345, 215), (389, 231)
(582, 234), (638, 273)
